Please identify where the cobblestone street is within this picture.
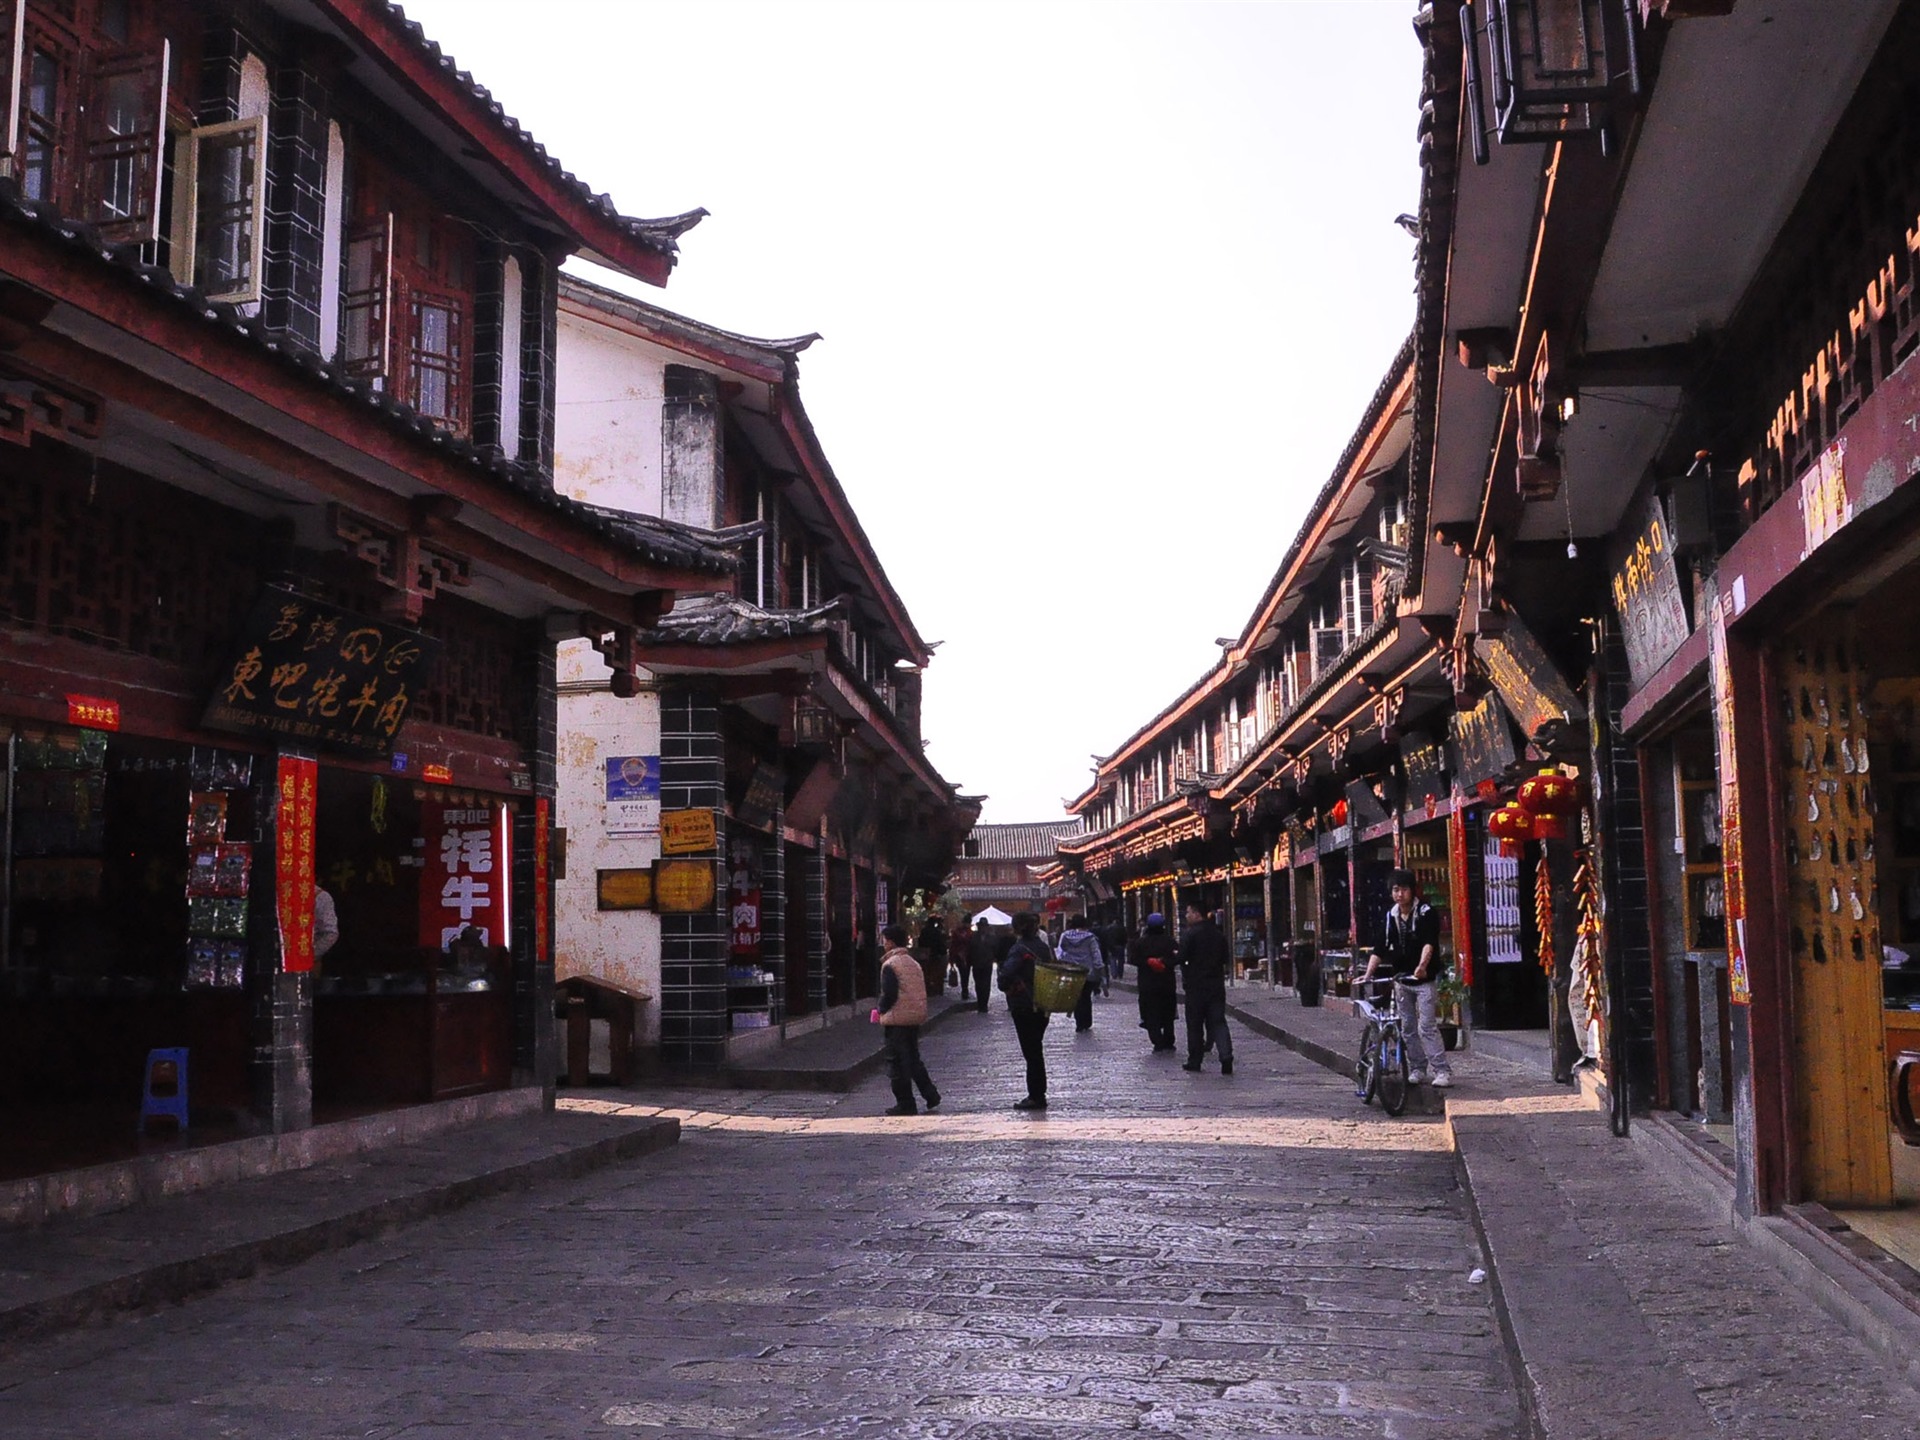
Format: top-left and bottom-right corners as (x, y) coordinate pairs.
(0, 1002), (1519, 1439)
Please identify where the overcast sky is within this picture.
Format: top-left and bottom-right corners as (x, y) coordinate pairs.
(399, 0), (1425, 823)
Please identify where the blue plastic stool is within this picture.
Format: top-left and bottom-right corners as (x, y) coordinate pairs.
(138, 1047), (189, 1134)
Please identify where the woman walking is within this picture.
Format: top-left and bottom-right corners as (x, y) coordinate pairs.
(998, 912), (1055, 1110)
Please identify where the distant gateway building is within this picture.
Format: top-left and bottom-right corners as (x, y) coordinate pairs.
(949, 822), (1083, 917)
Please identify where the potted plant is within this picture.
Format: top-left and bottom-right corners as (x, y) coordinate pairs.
(1435, 969), (1467, 1051)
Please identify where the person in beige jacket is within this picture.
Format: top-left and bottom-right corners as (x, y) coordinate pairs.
(878, 923), (941, 1115)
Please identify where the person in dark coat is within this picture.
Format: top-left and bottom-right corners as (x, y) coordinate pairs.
(1179, 902), (1234, 1075)
(998, 912), (1054, 1110)
(1102, 920), (1130, 982)
(1130, 912), (1179, 1052)
(947, 917), (974, 1002)
(968, 917), (997, 1014)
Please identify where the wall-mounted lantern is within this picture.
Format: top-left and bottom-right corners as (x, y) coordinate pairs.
(1463, 0), (1642, 160)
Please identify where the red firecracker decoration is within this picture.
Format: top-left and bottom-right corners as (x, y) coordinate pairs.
(1535, 842), (1556, 977)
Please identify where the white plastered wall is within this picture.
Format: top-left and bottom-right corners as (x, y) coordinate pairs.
(555, 639), (663, 1041)
(553, 310), (665, 514)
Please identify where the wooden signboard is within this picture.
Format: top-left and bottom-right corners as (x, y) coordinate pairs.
(660, 808), (718, 856)
(734, 761), (784, 831)
(653, 858), (718, 914)
(204, 587), (439, 758)
(1452, 693), (1520, 794)
(1609, 495), (1691, 690)
(1400, 735), (1450, 813)
(596, 868), (655, 911)
(1473, 615), (1584, 740)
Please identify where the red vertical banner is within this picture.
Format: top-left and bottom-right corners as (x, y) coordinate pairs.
(276, 755), (318, 973)
(1709, 602), (1751, 1005)
(1448, 807), (1474, 986)
(420, 800), (506, 951)
(534, 796), (551, 966)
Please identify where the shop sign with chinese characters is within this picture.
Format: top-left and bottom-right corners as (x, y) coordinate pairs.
(653, 859), (717, 914)
(604, 755), (660, 836)
(275, 756), (319, 973)
(65, 694), (121, 730)
(1608, 496), (1691, 690)
(420, 803), (508, 951)
(203, 588), (440, 758)
(660, 807), (717, 855)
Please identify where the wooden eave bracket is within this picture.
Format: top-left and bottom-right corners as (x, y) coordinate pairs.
(331, 502), (473, 623)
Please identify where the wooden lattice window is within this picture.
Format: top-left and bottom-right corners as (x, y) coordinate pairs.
(2, 1), (168, 241)
(342, 158), (475, 434)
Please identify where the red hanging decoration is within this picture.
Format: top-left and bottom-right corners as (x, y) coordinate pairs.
(1535, 843), (1556, 977)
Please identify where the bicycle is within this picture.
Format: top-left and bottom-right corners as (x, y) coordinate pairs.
(1352, 976), (1410, 1116)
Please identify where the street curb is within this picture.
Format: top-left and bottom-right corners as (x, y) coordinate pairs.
(0, 1116), (679, 1346)
(1223, 995), (1449, 1115)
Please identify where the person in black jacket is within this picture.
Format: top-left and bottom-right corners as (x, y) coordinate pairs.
(1130, 912), (1179, 1052)
(1358, 867), (1451, 1088)
(1179, 902), (1234, 1075)
(997, 912), (1054, 1110)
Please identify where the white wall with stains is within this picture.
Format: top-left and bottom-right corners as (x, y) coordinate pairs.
(555, 639), (663, 1040)
(553, 311), (665, 514)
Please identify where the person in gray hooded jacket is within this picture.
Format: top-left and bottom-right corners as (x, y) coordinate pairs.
(1055, 914), (1105, 1032)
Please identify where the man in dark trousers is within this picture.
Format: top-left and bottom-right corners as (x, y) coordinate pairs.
(968, 917), (997, 1014)
(1179, 901), (1234, 1075)
(1130, 911), (1179, 1052)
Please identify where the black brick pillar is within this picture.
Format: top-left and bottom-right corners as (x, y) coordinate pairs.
(1594, 626), (1657, 1114)
(660, 687), (729, 1067)
(805, 840), (830, 1016)
(262, 61), (328, 353)
(759, 801), (786, 1026)
(510, 626), (559, 1101)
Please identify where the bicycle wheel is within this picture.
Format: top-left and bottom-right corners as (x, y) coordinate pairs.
(1376, 1027), (1410, 1116)
(1355, 1021), (1379, 1104)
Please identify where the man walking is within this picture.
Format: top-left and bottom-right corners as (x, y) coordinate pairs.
(1359, 867), (1451, 1088)
(998, 912), (1055, 1110)
(968, 917), (996, 1013)
(877, 923), (941, 1115)
(1179, 901), (1233, 1075)
(1131, 911), (1179, 1052)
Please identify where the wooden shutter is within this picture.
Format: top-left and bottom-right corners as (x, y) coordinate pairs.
(341, 213), (393, 383)
(81, 41), (168, 242)
(0, 0), (23, 170)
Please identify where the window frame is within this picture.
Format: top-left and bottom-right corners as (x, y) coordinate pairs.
(173, 114), (268, 304)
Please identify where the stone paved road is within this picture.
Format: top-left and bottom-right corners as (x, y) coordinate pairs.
(0, 999), (1521, 1439)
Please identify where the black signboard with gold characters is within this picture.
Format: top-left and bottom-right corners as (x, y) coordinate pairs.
(1608, 494), (1692, 691)
(202, 588), (441, 757)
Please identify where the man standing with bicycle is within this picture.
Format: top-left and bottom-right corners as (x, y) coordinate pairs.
(1358, 868), (1452, 1089)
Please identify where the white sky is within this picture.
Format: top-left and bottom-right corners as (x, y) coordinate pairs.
(398, 0), (1424, 823)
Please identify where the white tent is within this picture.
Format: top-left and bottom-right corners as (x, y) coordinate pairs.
(971, 905), (1014, 927)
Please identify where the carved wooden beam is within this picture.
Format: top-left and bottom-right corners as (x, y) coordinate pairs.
(331, 502), (473, 623)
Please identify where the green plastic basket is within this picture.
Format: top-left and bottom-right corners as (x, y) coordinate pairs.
(1032, 960), (1088, 1014)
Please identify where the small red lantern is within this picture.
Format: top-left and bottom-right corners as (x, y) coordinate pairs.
(1486, 802), (1534, 857)
(1330, 798), (1349, 826)
(1517, 768), (1583, 817)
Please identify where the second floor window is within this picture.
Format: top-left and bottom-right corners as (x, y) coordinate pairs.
(342, 160), (475, 435)
(4, 2), (169, 244)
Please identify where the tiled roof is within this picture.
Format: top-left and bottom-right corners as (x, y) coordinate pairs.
(965, 821), (1082, 861)
(635, 594), (842, 647)
(0, 181), (737, 578)
(384, 3), (703, 265)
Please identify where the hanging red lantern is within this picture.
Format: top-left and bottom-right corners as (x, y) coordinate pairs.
(1486, 803), (1534, 857)
(1517, 768), (1584, 818)
(1330, 798), (1349, 826)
